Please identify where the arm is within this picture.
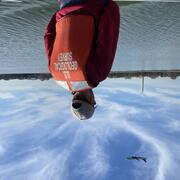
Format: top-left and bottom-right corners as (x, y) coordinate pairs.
(86, 0), (120, 86)
(44, 12), (57, 61)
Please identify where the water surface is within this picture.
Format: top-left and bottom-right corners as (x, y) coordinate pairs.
(0, 1), (180, 73)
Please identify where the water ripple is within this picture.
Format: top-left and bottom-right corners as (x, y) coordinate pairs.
(0, 1), (180, 73)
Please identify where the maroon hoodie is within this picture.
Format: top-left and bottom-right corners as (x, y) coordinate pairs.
(44, 0), (120, 87)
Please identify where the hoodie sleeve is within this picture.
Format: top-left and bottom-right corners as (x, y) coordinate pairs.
(44, 12), (57, 61)
(86, 0), (120, 86)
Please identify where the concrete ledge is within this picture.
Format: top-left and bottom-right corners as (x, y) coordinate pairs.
(0, 70), (179, 81)
(108, 70), (180, 79)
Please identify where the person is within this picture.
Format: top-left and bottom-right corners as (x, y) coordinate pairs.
(44, 0), (120, 120)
